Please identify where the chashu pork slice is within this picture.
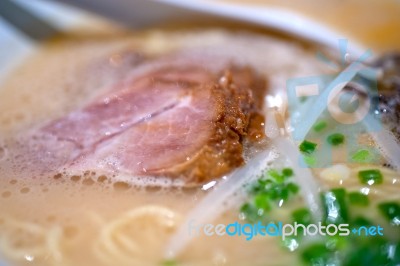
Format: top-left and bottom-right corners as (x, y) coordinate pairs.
(40, 53), (267, 185)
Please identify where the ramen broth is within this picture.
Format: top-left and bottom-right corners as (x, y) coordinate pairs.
(0, 29), (399, 266)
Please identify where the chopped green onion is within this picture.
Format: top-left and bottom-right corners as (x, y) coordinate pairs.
(321, 188), (349, 224)
(351, 149), (372, 163)
(301, 243), (332, 265)
(358, 169), (383, 185)
(327, 133), (345, 146)
(240, 203), (259, 223)
(269, 185), (289, 201)
(282, 168), (294, 177)
(287, 182), (299, 194)
(292, 208), (312, 225)
(343, 237), (397, 266)
(348, 192), (369, 206)
(267, 169), (284, 183)
(299, 140), (317, 154)
(279, 186), (290, 201)
(325, 235), (348, 251)
(291, 208), (310, 237)
(378, 202), (400, 226)
(303, 155), (317, 166)
(313, 120), (327, 132)
(241, 168), (300, 222)
(352, 216), (373, 227)
(254, 193), (271, 211)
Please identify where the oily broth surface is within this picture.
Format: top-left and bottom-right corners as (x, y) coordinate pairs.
(0, 29), (332, 266)
(0, 29), (330, 185)
(0, 35), (144, 137)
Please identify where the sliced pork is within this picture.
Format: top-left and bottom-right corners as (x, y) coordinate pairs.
(25, 52), (267, 185)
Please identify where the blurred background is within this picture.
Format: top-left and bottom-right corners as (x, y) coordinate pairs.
(1, 0), (399, 80)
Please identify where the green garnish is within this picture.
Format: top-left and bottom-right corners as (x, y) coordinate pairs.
(240, 203), (260, 223)
(287, 183), (300, 194)
(358, 169), (383, 185)
(351, 149), (372, 163)
(299, 140), (317, 154)
(299, 191), (400, 266)
(313, 120), (327, 132)
(267, 169), (285, 183)
(292, 208), (313, 237)
(378, 202), (400, 226)
(351, 216), (373, 227)
(254, 193), (271, 212)
(239, 164), (399, 266)
(348, 192), (369, 206)
(240, 168), (299, 223)
(161, 259), (178, 266)
(343, 237), (400, 266)
(282, 168), (294, 177)
(272, 184), (399, 266)
(269, 185), (289, 201)
(303, 155), (317, 166)
(292, 208), (312, 225)
(321, 188), (349, 224)
(301, 243), (333, 265)
(301, 219), (400, 266)
(327, 133), (345, 146)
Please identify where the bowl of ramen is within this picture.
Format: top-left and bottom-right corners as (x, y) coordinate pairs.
(0, 1), (399, 266)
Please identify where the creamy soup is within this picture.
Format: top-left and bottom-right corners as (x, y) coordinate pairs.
(0, 27), (399, 266)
